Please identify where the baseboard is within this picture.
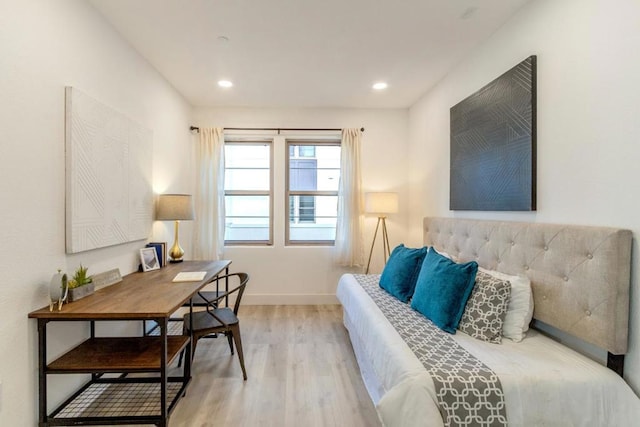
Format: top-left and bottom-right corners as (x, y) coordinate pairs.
(241, 293), (339, 305)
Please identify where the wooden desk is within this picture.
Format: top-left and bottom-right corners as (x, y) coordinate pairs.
(29, 260), (231, 427)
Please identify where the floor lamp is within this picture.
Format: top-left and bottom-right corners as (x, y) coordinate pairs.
(364, 192), (399, 274)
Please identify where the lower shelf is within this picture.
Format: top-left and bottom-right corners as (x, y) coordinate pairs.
(50, 378), (188, 424)
(47, 336), (189, 373)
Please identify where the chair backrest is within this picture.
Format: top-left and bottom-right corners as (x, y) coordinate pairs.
(200, 272), (250, 314)
(231, 272), (249, 315)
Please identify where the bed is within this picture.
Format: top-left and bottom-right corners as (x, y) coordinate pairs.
(337, 217), (640, 426)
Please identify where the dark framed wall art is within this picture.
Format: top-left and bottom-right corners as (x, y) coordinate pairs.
(450, 55), (537, 211)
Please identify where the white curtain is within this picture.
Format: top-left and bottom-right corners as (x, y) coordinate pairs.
(193, 127), (225, 260)
(334, 128), (365, 267)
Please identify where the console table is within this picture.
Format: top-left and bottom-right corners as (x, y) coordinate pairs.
(28, 260), (231, 427)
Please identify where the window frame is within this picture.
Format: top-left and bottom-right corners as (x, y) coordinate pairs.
(285, 139), (340, 246)
(223, 139), (274, 246)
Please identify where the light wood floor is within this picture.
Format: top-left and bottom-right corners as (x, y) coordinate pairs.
(169, 305), (381, 427)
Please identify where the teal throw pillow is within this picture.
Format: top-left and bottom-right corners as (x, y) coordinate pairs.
(379, 244), (429, 302)
(410, 250), (478, 333)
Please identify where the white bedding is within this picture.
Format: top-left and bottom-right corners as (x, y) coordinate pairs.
(337, 273), (640, 427)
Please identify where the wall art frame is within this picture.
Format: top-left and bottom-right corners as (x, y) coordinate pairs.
(65, 87), (153, 253)
(450, 55), (537, 211)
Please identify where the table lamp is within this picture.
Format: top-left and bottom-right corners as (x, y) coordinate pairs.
(364, 192), (398, 274)
(156, 194), (195, 263)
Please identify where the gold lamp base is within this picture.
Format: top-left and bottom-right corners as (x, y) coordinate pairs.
(169, 220), (185, 263)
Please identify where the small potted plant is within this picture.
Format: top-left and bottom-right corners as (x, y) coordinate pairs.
(67, 265), (94, 302)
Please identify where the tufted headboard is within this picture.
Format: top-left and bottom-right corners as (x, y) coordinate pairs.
(423, 217), (632, 356)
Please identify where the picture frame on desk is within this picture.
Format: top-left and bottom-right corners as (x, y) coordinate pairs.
(146, 242), (167, 267)
(140, 248), (160, 272)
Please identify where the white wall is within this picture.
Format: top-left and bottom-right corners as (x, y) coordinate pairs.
(192, 107), (409, 304)
(0, 0), (192, 424)
(408, 0), (640, 392)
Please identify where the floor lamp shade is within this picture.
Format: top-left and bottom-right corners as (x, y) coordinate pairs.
(156, 194), (194, 262)
(365, 192), (399, 215)
(364, 192), (398, 274)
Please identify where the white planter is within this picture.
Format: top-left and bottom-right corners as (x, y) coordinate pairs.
(68, 283), (95, 302)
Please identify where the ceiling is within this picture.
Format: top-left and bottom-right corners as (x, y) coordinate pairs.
(90, 0), (531, 109)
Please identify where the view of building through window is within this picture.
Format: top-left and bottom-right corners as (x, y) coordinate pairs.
(287, 142), (340, 244)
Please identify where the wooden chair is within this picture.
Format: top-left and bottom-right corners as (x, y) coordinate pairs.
(184, 272), (232, 308)
(171, 273), (230, 338)
(182, 272), (249, 380)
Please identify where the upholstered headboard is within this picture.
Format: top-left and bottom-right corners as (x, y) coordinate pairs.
(423, 217), (632, 356)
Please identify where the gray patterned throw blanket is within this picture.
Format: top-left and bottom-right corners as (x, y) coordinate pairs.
(354, 274), (507, 427)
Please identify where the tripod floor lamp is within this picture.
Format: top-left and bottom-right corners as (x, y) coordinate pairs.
(364, 192), (399, 274)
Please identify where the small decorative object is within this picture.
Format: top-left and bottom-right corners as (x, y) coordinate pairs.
(140, 248), (161, 272)
(156, 194), (195, 263)
(91, 268), (122, 288)
(68, 265), (95, 302)
(49, 269), (69, 311)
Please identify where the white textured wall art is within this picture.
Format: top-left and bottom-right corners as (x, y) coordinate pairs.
(65, 87), (153, 254)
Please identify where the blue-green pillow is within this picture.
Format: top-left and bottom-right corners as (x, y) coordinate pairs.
(410, 250), (478, 333)
(379, 244), (428, 302)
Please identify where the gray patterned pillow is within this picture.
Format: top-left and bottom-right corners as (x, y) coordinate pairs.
(458, 271), (511, 343)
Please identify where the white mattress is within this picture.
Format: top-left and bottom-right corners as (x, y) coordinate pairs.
(337, 274), (640, 427)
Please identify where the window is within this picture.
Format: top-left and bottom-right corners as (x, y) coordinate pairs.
(224, 141), (272, 244)
(286, 141), (341, 245)
(223, 137), (340, 246)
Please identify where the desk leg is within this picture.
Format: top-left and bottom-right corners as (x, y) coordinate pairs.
(159, 317), (168, 427)
(90, 321), (102, 381)
(37, 319), (48, 427)
(186, 299), (193, 380)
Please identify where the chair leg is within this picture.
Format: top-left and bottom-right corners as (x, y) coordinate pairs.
(178, 323), (188, 367)
(226, 331), (234, 355)
(230, 324), (247, 380)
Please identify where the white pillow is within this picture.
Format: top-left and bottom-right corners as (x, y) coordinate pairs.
(429, 247), (453, 260)
(479, 267), (534, 342)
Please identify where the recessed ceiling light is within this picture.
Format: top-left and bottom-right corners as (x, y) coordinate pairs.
(460, 7), (478, 20)
(218, 80), (233, 88)
(372, 82), (388, 90)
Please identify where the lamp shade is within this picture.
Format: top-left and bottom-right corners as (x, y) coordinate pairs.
(365, 192), (399, 214)
(156, 194), (195, 221)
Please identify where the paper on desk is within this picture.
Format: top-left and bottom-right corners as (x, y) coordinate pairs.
(172, 271), (207, 282)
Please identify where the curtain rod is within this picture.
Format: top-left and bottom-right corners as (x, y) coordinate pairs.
(189, 126), (364, 134)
